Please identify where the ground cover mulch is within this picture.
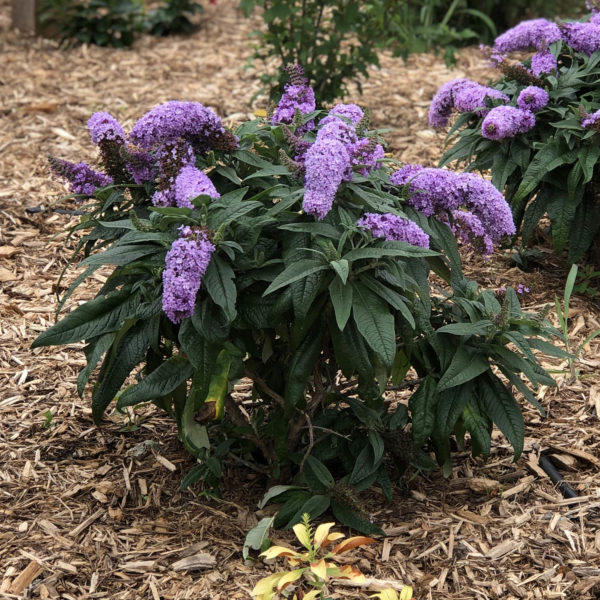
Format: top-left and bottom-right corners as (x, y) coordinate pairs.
(1, 1), (600, 598)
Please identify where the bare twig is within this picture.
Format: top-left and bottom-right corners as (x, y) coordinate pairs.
(243, 368), (285, 407)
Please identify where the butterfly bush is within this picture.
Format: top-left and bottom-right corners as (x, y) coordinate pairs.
(432, 7), (600, 263)
(37, 67), (560, 534)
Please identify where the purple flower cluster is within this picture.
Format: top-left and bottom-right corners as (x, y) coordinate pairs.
(130, 101), (227, 153)
(517, 86), (549, 112)
(493, 19), (561, 53)
(428, 78), (508, 128)
(162, 226), (215, 324)
(49, 157), (113, 196)
(390, 165), (515, 252)
(271, 65), (316, 129)
(357, 212), (430, 248)
(301, 103), (383, 219)
(530, 50), (557, 76)
(88, 112), (126, 146)
(481, 105), (536, 140)
(303, 138), (351, 219)
(125, 148), (157, 185)
(582, 109), (600, 129)
(174, 165), (220, 208)
(451, 211), (494, 254)
(516, 283), (531, 294)
(561, 21), (600, 56)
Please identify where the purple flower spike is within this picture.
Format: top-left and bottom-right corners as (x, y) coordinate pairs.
(530, 50), (557, 77)
(582, 109), (600, 129)
(493, 19), (561, 53)
(162, 226), (215, 324)
(517, 86), (549, 112)
(271, 65), (316, 132)
(303, 138), (351, 219)
(88, 112), (126, 146)
(130, 101), (227, 153)
(48, 157), (113, 196)
(358, 212), (430, 248)
(174, 165), (220, 209)
(562, 22), (600, 55)
(451, 210), (494, 255)
(320, 103), (364, 126)
(481, 105), (536, 140)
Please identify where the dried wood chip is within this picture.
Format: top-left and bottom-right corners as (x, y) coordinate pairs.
(68, 508), (104, 537)
(501, 475), (535, 499)
(120, 560), (157, 573)
(9, 560), (44, 594)
(454, 509), (491, 525)
(486, 539), (523, 560)
(171, 553), (216, 571)
(0, 246), (20, 257)
(155, 455), (177, 472)
(547, 444), (600, 467)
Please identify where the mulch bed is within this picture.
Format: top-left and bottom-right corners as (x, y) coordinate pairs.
(1, 1), (599, 598)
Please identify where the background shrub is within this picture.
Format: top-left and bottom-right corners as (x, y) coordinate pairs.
(432, 10), (600, 263)
(38, 0), (204, 47)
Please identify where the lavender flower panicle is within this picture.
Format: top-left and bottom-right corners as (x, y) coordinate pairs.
(451, 210), (494, 254)
(493, 18), (562, 53)
(530, 50), (558, 76)
(481, 105), (536, 140)
(358, 212), (430, 248)
(174, 165), (220, 209)
(562, 21), (600, 55)
(390, 165), (515, 252)
(271, 65), (316, 131)
(130, 101), (228, 153)
(123, 147), (158, 184)
(162, 226), (215, 324)
(48, 156), (113, 196)
(517, 86), (549, 112)
(581, 109), (600, 130)
(428, 78), (508, 128)
(302, 138), (350, 219)
(320, 103), (364, 127)
(88, 112), (126, 146)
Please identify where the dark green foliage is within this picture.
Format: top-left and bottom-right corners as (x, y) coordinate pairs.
(34, 108), (561, 534)
(38, 0), (203, 47)
(439, 42), (600, 264)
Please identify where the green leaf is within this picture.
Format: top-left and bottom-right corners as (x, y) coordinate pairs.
(32, 288), (140, 347)
(279, 222), (341, 240)
(330, 259), (349, 284)
(204, 254), (237, 321)
(80, 243), (163, 266)
(409, 375), (438, 446)
(117, 355), (194, 408)
(436, 384), (469, 437)
(91, 318), (158, 423)
(437, 347), (489, 392)
(478, 374), (525, 459)
(329, 277), (353, 331)
(578, 144), (600, 183)
(343, 243), (438, 261)
(352, 282), (395, 369)
(331, 499), (384, 536)
(77, 332), (115, 396)
(390, 349), (411, 385)
(274, 492), (311, 530)
(263, 259), (328, 295)
(303, 456), (334, 493)
(283, 495), (331, 529)
(461, 401), (491, 458)
(513, 143), (577, 203)
(258, 485), (305, 509)
(243, 517), (275, 560)
(437, 321), (494, 336)
(291, 270), (327, 320)
(285, 326), (324, 408)
(361, 275), (415, 328)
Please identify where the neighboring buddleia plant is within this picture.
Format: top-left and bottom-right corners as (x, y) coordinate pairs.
(431, 9), (600, 264)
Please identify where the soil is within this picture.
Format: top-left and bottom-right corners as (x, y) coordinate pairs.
(1, 1), (600, 598)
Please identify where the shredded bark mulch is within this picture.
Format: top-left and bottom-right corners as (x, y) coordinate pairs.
(1, 1), (599, 598)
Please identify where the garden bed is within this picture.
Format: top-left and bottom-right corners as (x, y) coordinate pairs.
(1, 0), (600, 598)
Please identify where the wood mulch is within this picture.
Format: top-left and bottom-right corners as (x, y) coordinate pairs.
(1, 0), (599, 598)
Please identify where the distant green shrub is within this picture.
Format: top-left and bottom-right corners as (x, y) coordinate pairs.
(38, 0), (204, 47)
